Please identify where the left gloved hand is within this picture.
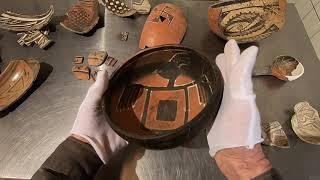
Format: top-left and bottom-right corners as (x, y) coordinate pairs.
(71, 64), (127, 164)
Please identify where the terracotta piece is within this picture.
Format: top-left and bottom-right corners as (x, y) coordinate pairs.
(105, 56), (118, 67)
(120, 32), (129, 41)
(262, 121), (290, 148)
(17, 29), (52, 49)
(74, 56), (84, 64)
(60, 0), (99, 34)
(103, 46), (223, 148)
(253, 55), (304, 81)
(72, 65), (90, 80)
(99, 0), (137, 17)
(291, 102), (320, 145)
(139, 3), (187, 49)
(0, 59), (40, 111)
(132, 0), (151, 14)
(0, 6), (54, 32)
(208, 0), (287, 43)
(88, 51), (108, 66)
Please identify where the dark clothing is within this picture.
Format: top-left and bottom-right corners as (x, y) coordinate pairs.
(32, 137), (102, 180)
(32, 137), (277, 180)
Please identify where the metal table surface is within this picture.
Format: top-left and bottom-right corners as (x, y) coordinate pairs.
(0, 1), (320, 179)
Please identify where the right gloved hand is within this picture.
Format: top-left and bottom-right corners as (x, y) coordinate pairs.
(207, 40), (272, 179)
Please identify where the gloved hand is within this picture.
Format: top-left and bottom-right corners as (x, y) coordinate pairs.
(207, 40), (271, 179)
(71, 64), (127, 164)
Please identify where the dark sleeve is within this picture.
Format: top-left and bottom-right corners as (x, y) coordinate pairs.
(32, 136), (103, 180)
(254, 168), (283, 180)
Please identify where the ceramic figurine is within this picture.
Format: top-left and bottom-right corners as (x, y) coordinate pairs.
(60, 0), (99, 34)
(208, 0), (287, 43)
(262, 121), (290, 148)
(88, 51), (108, 66)
(0, 59), (40, 111)
(291, 102), (320, 145)
(139, 3), (187, 49)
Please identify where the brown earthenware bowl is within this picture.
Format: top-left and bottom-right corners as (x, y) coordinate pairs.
(0, 59), (40, 111)
(103, 46), (223, 149)
(208, 0), (287, 43)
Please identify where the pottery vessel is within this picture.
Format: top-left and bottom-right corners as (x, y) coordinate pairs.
(60, 0), (99, 34)
(208, 0), (287, 43)
(0, 60), (40, 111)
(139, 3), (187, 49)
(103, 45), (223, 148)
(292, 102), (320, 145)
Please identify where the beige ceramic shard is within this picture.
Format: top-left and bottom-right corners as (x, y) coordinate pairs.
(292, 102), (320, 145)
(100, 0), (137, 17)
(17, 30), (52, 49)
(262, 121), (290, 148)
(132, 0), (151, 14)
(0, 59), (40, 111)
(0, 6), (54, 32)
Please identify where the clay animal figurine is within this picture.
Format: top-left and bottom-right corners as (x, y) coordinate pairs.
(262, 121), (290, 148)
(291, 102), (320, 145)
(208, 0), (287, 43)
(253, 55), (304, 81)
(139, 3), (187, 49)
(0, 59), (40, 111)
(60, 0), (100, 34)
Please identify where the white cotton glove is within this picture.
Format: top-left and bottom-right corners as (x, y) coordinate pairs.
(207, 40), (263, 157)
(71, 64), (127, 164)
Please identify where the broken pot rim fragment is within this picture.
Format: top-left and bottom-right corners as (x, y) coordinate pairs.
(0, 5), (54, 32)
(0, 59), (40, 111)
(275, 55), (305, 82)
(291, 101), (320, 145)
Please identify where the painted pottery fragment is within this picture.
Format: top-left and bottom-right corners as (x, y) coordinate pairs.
(99, 0), (137, 17)
(132, 0), (151, 14)
(271, 55), (304, 81)
(17, 29), (52, 49)
(72, 65), (90, 80)
(292, 102), (320, 145)
(105, 56), (118, 67)
(60, 0), (100, 34)
(208, 0), (287, 43)
(262, 121), (290, 148)
(0, 59), (40, 111)
(139, 3), (187, 49)
(120, 32), (129, 41)
(88, 51), (108, 66)
(0, 6), (54, 32)
(74, 56), (84, 64)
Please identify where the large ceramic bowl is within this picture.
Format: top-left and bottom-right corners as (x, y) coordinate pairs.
(208, 0), (287, 43)
(0, 59), (40, 111)
(103, 46), (223, 148)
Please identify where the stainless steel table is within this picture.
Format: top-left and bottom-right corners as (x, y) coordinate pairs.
(0, 1), (320, 179)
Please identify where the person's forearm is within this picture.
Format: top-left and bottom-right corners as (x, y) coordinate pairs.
(32, 136), (103, 180)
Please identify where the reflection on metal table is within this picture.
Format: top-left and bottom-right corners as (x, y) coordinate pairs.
(0, 1), (320, 179)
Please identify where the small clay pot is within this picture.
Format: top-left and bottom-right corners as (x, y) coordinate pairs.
(208, 0), (287, 43)
(103, 45), (223, 149)
(139, 3), (187, 49)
